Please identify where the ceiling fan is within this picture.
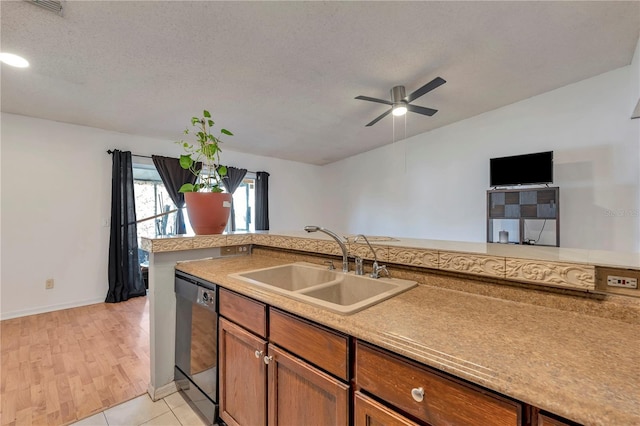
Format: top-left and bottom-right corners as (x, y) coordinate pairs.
(355, 76), (446, 127)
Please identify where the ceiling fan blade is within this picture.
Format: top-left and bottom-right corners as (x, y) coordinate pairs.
(355, 95), (393, 106)
(365, 109), (392, 127)
(407, 104), (438, 116)
(407, 77), (446, 103)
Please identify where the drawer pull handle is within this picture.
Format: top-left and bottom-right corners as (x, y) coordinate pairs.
(254, 350), (263, 359)
(264, 355), (273, 365)
(411, 387), (425, 402)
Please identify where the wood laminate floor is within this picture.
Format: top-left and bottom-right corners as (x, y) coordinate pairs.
(0, 296), (150, 425)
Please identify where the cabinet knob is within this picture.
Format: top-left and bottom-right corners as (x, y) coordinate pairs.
(263, 355), (273, 365)
(254, 350), (263, 359)
(411, 387), (425, 402)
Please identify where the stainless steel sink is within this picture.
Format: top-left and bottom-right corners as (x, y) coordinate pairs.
(229, 262), (417, 315)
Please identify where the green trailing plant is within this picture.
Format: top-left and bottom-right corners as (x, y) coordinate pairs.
(177, 110), (233, 193)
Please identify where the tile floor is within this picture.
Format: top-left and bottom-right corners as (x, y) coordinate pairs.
(69, 391), (210, 426)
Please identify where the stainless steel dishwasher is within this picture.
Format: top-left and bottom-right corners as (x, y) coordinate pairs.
(174, 245), (249, 423)
(174, 270), (220, 424)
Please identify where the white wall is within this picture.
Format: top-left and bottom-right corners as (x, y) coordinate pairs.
(2, 38), (639, 319)
(214, 149), (326, 232)
(631, 35), (640, 247)
(323, 59), (640, 252)
(0, 113), (325, 319)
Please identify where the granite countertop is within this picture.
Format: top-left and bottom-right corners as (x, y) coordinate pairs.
(176, 254), (640, 426)
(144, 230), (640, 269)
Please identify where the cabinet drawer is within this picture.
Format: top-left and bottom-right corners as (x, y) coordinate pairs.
(356, 342), (522, 426)
(269, 308), (349, 380)
(354, 391), (419, 426)
(538, 412), (578, 426)
(219, 288), (267, 338)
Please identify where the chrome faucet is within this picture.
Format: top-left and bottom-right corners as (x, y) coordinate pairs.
(304, 226), (349, 272)
(354, 234), (389, 278)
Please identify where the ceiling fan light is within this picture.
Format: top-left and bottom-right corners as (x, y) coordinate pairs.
(392, 105), (407, 116)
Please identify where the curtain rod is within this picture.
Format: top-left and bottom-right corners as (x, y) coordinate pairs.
(106, 150), (259, 173)
(106, 150), (152, 159)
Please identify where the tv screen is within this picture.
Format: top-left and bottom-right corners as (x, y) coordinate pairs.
(490, 151), (553, 187)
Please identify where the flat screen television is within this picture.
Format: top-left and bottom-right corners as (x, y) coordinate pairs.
(490, 151), (553, 187)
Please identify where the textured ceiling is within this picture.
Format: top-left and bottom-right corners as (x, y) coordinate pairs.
(1, 1), (639, 165)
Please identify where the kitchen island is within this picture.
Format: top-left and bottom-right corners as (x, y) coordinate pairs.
(142, 232), (640, 425)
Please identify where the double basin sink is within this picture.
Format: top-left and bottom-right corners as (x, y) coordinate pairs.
(229, 262), (417, 315)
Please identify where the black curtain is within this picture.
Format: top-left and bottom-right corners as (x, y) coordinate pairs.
(106, 150), (146, 303)
(151, 155), (199, 234)
(221, 166), (248, 231)
(255, 171), (270, 230)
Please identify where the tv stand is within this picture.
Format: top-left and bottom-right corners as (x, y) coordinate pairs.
(487, 187), (559, 247)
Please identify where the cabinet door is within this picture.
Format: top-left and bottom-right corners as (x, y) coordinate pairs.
(354, 391), (419, 426)
(268, 345), (349, 426)
(219, 317), (267, 426)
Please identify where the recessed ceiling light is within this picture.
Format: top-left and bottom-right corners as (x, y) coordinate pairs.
(0, 53), (30, 68)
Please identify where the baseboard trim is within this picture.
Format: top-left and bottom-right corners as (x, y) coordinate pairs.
(0, 297), (105, 320)
(147, 381), (178, 401)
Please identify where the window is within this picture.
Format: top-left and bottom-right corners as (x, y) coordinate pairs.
(228, 174), (256, 232)
(134, 164), (256, 240)
(133, 164), (190, 240)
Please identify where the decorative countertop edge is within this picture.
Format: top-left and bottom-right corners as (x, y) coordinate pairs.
(140, 233), (611, 291)
(174, 255), (640, 426)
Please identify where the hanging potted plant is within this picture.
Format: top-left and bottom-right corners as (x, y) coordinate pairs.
(178, 110), (233, 235)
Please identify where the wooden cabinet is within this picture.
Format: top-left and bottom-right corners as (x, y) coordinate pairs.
(538, 414), (570, 426)
(269, 308), (349, 381)
(534, 410), (579, 426)
(354, 391), (419, 426)
(356, 341), (522, 426)
(218, 287), (577, 426)
(218, 317), (267, 426)
(268, 344), (349, 425)
(218, 290), (350, 426)
(219, 289), (269, 426)
(219, 287), (267, 337)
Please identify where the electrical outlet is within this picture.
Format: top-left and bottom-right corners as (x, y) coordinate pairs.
(607, 275), (638, 289)
(221, 246), (238, 256)
(45, 278), (54, 289)
(221, 245), (250, 256)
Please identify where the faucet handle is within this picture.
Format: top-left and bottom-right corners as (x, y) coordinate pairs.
(323, 260), (335, 270)
(370, 262), (390, 278)
(377, 264), (390, 277)
(355, 257), (364, 275)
